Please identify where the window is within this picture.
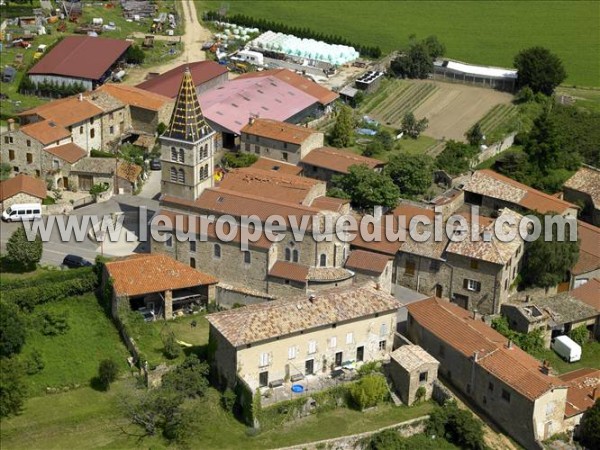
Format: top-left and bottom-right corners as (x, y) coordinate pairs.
(190, 240), (196, 252)
(470, 259), (479, 269)
(259, 352), (269, 367)
(292, 249), (299, 263)
(259, 371), (268, 387)
(170, 167), (177, 182)
(3, 136), (8, 144)
(380, 323), (388, 337)
(501, 389), (511, 403)
(405, 260), (415, 276)
(430, 260), (440, 271)
(243, 251), (251, 264)
(244, 143), (250, 152)
(254, 145), (260, 154)
(109, 112), (114, 120)
(52, 159), (60, 169)
(330, 336), (337, 348)
(26, 139), (31, 147)
(165, 234), (173, 248)
(305, 359), (314, 375)
(90, 128), (95, 139)
(288, 346), (297, 360)
(90, 117), (94, 125)
(109, 125), (114, 135)
(346, 332), (353, 344)
(190, 257), (196, 268)
(356, 346), (364, 361)
(26, 153), (32, 164)
(465, 279), (481, 292)
(285, 248), (291, 261)
(438, 344), (445, 358)
(178, 148), (185, 163)
(214, 244), (221, 258)
(177, 169), (185, 183)
(80, 126), (84, 134)
(171, 147), (177, 161)
(488, 382), (494, 392)
(282, 152), (288, 161)
(335, 351), (343, 367)
(308, 340), (317, 354)
(378, 340), (386, 351)
(8, 150), (15, 161)
(419, 371), (428, 383)
(319, 253), (327, 267)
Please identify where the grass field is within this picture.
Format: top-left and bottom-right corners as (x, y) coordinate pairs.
(532, 340), (600, 375)
(478, 104), (519, 142)
(18, 293), (130, 395)
(556, 86), (600, 113)
(198, 1), (599, 87)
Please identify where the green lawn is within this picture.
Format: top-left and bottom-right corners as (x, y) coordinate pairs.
(127, 313), (210, 367)
(19, 293), (130, 395)
(532, 340), (600, 375)
(197, 1), (600, 87)
(1, 382), (434, 450)
(556, 86), (600, 114)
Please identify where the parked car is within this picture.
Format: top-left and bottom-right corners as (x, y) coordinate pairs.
(2, 203), (42, 222)
(551, 335), (582, 362)
(62, 254), (93, 269)
(137, 307), (155, 322)
(150, 158), (161, 170)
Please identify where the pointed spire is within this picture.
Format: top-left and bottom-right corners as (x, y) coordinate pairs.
(163, 67), (211, 142)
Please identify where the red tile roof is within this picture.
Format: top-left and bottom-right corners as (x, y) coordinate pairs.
(238, 68), (339, 105)
(301, 147), (385, 174)
(105, 253), (217, 297)
(241, 118), (319, 145)
(19, 95), (104, 128)
(28, 36), (131, 81)
(20, 120), (71, 145)
(117, 162), (143, 183)
(136, 61), (228, 98)
(96, 84), (172, 111)
(573, 221), (600, 275)
(250, 157), (303, 176)
(571, 278), (600, 312)
(45, 142), (86, 164)
(268, 260), (309, 283)
(345, 249), (391, 275)
(310, 196), (349, 212)
(0, 173), (46, 202)
(408, 297), (559, 400)
(559, 368), (600, 417)
(564, 166), (600, 209)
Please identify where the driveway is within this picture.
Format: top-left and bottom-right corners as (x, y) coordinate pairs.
(138, 169), (162, 200)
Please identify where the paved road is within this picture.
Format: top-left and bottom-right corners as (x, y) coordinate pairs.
(0, 195), (158, 266)
(138, 169), (162, 200)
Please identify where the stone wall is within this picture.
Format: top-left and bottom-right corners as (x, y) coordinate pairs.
(1, 192), (44, 211)
(394, 253), (451, 298)
(476, 132), (516, 165)
(1, 129), (45, 177)
(215, 284), (275, 308)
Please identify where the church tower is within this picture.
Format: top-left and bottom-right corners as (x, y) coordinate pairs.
(160, 67), (216, 201)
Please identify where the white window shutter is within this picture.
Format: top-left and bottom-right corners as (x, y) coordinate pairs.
(346, 332), (353, 344)
(330, 336), (337, 348)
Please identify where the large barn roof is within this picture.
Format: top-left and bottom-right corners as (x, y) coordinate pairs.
(438, 60), (518, 80)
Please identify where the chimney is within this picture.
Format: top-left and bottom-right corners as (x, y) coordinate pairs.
(78, 93), (83, 102)
(375, 283), (381, 291)
(308, 294), (316, 304)
(592, 387), (600, 401)
(507, 339), (513, 349)
(7, 118), (16, 132)
(525, 295), (531, 303)
(248, 116), (255, 125)
(541, 360), (551, 375)
(473, 351), (479, 362)
(472, 309), (479, 320)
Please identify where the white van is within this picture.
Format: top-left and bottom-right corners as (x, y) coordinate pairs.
(2, 203), (43, 222)
(551, 335), (582, 362)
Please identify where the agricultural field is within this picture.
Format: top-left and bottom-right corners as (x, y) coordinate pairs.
(477, 104), (519, 143)
(198, 1), (600, 87)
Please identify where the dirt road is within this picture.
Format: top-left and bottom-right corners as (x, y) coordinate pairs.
(125, 0), (212, 85)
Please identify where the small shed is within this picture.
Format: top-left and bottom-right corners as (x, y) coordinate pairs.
(2, 66), (17, 83)
(388, 345), (439, 405)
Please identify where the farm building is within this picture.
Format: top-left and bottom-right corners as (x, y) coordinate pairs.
(300, 147), (385, 184)
(0, 173), (46, 210)
(28, 36), (132, 90)
(136, 61), (229, 98)
(433, 59), (517, 91)
(355, 70), (385, 94)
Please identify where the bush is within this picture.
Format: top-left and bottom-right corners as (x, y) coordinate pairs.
(161, 354), (209, 398)
(6, 226), (42, 271)
(162, 332), (182, 360)
(0, 357), (27, 418)
(356, 360), (382, 377)
(221, 152), (258, 168)
(426, 401), (486, 450)
(415, 386), (427, 403)
(24, 349), (45, 375)
(0, 301), (26, 358)
(349, 374), (388, 410)
(90, 149), (115, 158)
(98, 358), (119, 390)
(126, 45), (146, 65)
(221, 388), (237, 412)
(569, 326), (589, 347)
(38, 311), (70, 336)
(89, 182), (110, 200)
(579, 399), (600, 450)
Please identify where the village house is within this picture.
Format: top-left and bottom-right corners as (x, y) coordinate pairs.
(104, 253), (218, 320)
(207, 284), (401, 395)
(239, 118), (324, 165)
(300, 146), (385, 184)
(344, 249), (394, 294)
(407, 297), (599, 449)
(388, 344), (439, 406)
(571, 220), (600, 289)
(463, 169), (579, 218)
(0, 173), (46, 209)
(563, 165), (600, 226)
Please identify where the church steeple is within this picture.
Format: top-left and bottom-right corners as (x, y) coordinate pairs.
(163, 67), (211, 142)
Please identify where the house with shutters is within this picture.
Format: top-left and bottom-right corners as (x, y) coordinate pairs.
(207, 283), (401, 396)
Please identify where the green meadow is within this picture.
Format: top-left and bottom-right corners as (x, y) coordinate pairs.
(197, 1), (600, 87)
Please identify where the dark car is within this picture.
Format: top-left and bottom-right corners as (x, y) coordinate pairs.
(150, 158), (161, 170)
(62, 254), (93, 269)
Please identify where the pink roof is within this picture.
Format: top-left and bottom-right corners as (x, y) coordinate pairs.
(199, 76), (316, 135)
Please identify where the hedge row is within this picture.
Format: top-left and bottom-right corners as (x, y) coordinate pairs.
(1, 267), (95, 291)
(2, 270), (98, 311)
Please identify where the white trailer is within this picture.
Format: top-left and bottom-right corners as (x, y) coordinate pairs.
(551, 335), (582, 362)
(237, 50), (264, 67)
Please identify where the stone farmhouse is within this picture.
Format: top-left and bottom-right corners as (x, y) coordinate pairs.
(300, 146), (385, 184)
(571, 220), (600, 290)
(407, 297), (600, 449)
(207, 284), (401, 393)
(0, 173), (46, 209)
(563, 165), (600, 226)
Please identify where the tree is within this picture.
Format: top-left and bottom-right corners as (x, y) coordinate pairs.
(465, 122), (484, 146)
(579, 399), (600, 450)
(221, 152), (258, 168)
(426, 401), (486, 450)
(349, 374), (388, 410)
(521, 216), (579, 288)
(514, 46), (567, 95)
(435, 140), (478, 176)
(328, 105), (355, 148)
(363, 140), (384, 157)
(161, 354), (209, 398)
(331, 164), (400, 211)
(385, 153), (433, 199)
(98, 358), (119, 390)
(375, 130), (394, 151)
(0, 301), (26, 358)
(569, 326), (589, 347)
(423, 35), (446, 59)
(401, 112), (428, 138)
(162, 331), (182, 360)
(0, 163), (10, 181)
(126, 45), (146, 65)
(6, 226), (42, 270)
(390, 42), (433, 79)
(0, 357), (27, 418)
